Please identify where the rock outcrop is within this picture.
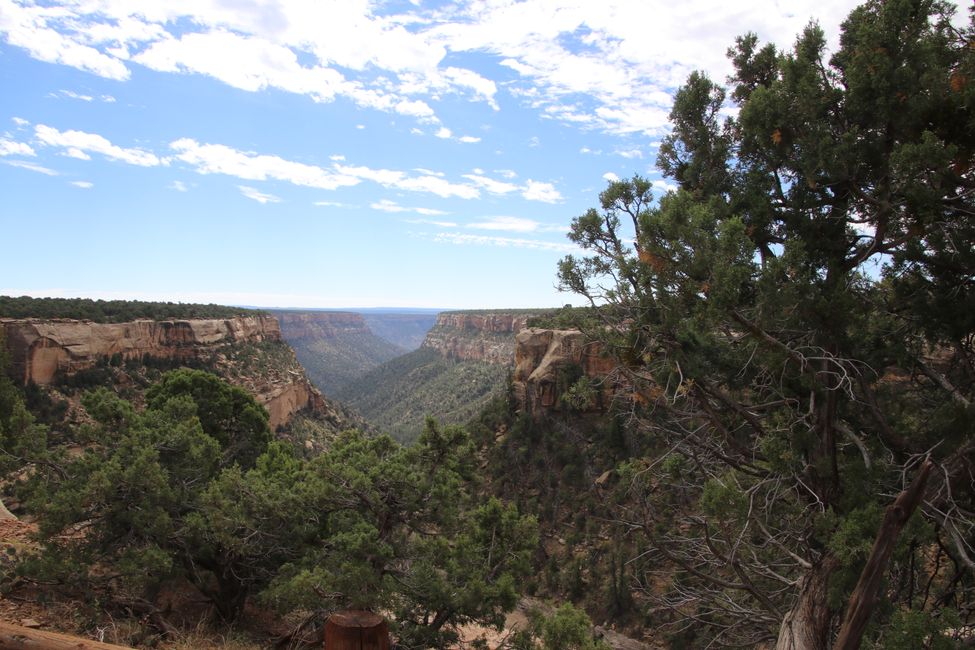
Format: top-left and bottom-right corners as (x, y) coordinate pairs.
(512, 328), (617, 416)
(421, 311), (535, 364)
(1, 316), (330, 430)
(2, 316), (278, 385)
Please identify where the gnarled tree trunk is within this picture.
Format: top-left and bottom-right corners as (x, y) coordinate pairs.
(775, 555), (839, 650)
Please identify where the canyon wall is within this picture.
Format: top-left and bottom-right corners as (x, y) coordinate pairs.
(512, 328), (618, 416)
(0, 315), (328, 430)
(421, 311), (535, 364)
(274, 311), (371, 341)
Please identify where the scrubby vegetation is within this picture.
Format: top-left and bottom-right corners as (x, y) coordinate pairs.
(0, 363), (537, 647)
(337, 347), (509, 443)
(0, 296), (262, 322)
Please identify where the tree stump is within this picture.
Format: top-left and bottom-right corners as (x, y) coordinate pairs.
(324, 610), (390, 650)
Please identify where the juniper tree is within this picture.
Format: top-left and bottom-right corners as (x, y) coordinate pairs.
(558, 1), (974, 647)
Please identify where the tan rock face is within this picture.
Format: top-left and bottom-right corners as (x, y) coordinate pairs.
(0, 315), (331, 430)
(512, 328), (617, 416)
(1, 316), (280, 385)
(421, 312), (534, 363)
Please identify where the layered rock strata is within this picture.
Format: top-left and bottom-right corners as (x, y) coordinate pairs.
(1, 316), (326, 430)
(421, 312), (533, 364)
(512, 328), (617, 416)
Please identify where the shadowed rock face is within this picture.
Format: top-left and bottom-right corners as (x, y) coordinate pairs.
(0, 316), (329, 430)
(421, 312), (533, 364)
(512, 328), (618, 416)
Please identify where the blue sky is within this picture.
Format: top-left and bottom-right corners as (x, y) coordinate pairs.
(0, 0), (919, 309)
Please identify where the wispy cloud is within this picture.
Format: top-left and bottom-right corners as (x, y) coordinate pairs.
(58, 89), (93, 101)
(169, 180), (188, 192)
(238, 185), (281, 204)
(35, 124), (163, 166)
(70, 180), (93, 188)
(615, 148), (643, 159)
(468, 216), (567, 234)
(2, 159), (59, 175)
(404, 218), (458, 228)
(371, 199), (448, 216)
(171, 139), (360, 190)
(462, 173), (518, 195)
(433, 232), (577, 253)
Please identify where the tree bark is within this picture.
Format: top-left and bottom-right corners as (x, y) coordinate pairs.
(774, 555), (840, 650)
(833, 460), (933, 650)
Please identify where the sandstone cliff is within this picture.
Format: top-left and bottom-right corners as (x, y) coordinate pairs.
(512, 328), (617, 416)
(421, 311), (536, 364)
(1, 316), (339, 430)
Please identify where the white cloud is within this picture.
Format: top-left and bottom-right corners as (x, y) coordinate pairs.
(169, 180), (188, 192)
(433, 232), (577, 253)
(462, 173), (518, 195)
(371, 199), (447, 216)
(603, 172), (620, 182)
(495, 169), (518, 179)
(0, 0), (874, 137)
(0, 0), (130, 80)
(35, 124), (163, 166)
(2, 159), (58, 175)
(435, 127), (452, 139)
(0, 138), (35, 157)
(170, 138), (478, 200)
(522, 179), (562, 203)
(313, 200), (356, 208)
(59, 89), (93, 101)
(467, 216), (568, 234)
(528, 136), (540, 148)
(63, 147), (91, 160)
(70, 180), (93, 188)
(652, 178), (678, 194)
(11, 117), (29, 127)
(101, 95), (116, 103)
(468, 216), (541, 233)
(458, 135), (481, 143)
(171, 139), (361, 190)
(238, 185), (281, 204)
(615, 148), (643, 159)
(404, 218), (458, 227)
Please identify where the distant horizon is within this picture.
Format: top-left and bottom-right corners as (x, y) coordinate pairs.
(0, 292), (558, 315)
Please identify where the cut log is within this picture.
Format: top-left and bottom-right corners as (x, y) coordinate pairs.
(0, 621), (135, 649)
(324, 610), (390, 650)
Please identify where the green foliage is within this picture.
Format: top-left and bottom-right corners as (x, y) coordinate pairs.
(0, 295), (261, 322)
(19, 371), (273, 621)
(521, 603), (609, 650)
(19, 374), (536, 637)
(338, 346), (509, 443)
(555, 0), (975, 645)
(146, 369), (271, 469)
